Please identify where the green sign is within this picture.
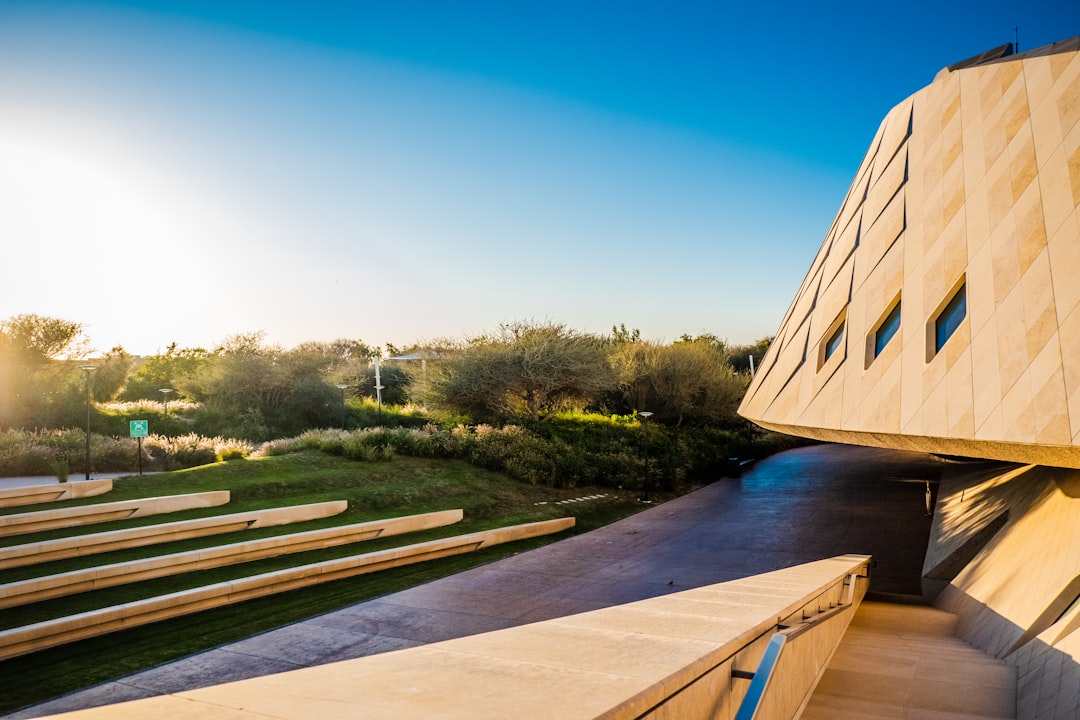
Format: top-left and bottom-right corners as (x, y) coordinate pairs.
(129, 420), (148, 438)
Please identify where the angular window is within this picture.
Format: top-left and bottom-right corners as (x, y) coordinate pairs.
(874, 302), (901, 358)
(824, 322), (844, 362)
(817, 309), (848, 373)
(935, 284), (967, 353)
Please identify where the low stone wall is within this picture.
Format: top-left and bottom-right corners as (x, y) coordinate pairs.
(0, 501), (347, 570)
(0, 480), (113, 509)
(0, 509), (464, 608)
(0, 517), (575, 661)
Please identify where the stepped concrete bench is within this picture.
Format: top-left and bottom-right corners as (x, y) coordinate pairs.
(0, 517), (575, 661)
(0, 501), (348, 570)
(0, 492), (230, 538)
(0, 509), (464, 608)
(0, 479), (113, 509)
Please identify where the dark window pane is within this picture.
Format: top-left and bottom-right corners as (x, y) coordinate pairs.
(824, 323), (844, 362)
(874, 303), (901, 357)
(935, 286), (966, 353)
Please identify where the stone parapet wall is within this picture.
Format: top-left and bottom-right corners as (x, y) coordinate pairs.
(27, 555), (869, 720)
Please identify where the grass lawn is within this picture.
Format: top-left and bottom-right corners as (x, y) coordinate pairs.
(0, 451), (661, 714)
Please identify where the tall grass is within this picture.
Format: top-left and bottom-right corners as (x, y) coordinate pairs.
(2, 412), (798, 484)
(97, 400), (202, 414)
(0, 429), (254, 476)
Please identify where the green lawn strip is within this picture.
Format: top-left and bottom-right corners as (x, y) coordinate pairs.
(0, 505), (638, 715)
(0, 508), (578, 630)
(0, 454), (607, 567)
(0, 452), (656, 713)
(0, 453), (483, 540)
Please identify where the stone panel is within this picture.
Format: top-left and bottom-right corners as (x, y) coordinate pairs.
(740, 38), (1080, 469)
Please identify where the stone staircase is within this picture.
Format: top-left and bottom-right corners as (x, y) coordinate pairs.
(802, 600), (1015, 719)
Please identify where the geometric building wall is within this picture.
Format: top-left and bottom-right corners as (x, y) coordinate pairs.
(928, 462), (1080, 720)
(739, 36), (1080, 470)
(740, 36), (1080, 720)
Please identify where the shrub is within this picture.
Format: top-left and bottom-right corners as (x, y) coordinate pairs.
(341, 433), (379, 462)
(48, 458), (70, 482)
(144, 434), (255, 471)
(246, 410), (786, 491)
(0, 429), (254, 476)
(258, 437), (306, 457)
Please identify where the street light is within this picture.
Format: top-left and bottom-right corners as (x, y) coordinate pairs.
(159, 388), (174, 416)
(80, 365), (95, 481)
(335, 383), (349, 430)
(638, 411), (653, 502)
(373, 357), (385, 423)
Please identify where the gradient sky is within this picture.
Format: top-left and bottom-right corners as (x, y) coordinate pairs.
(1, 1), (1077, 356)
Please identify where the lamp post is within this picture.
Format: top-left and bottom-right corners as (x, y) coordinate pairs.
(159, 388), (174, 416)
(638, 411), (653, 502)
(80, 365), (95, 481)
(335, 383), (349, 430)
(373, 357), (384, 423)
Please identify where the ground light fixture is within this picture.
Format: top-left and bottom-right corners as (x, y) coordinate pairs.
(79, 365), (96, 481)
(335, 383), (349, 430)
(638, 411), (654, 502)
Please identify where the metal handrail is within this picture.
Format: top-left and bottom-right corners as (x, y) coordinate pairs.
(733, 633), (787, 720)
(781, 603), (852, 640)
(730, 571), (865, 720)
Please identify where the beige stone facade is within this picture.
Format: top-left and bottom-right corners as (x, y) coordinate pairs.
(740, 37), (1080, 720)
(739, 37), (1080, 469)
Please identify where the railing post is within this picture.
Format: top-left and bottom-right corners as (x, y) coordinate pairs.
(844, 571), (861, 606)
(732, 633), (787, 720)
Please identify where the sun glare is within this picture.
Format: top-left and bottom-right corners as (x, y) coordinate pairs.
(0, 119), (250, 353)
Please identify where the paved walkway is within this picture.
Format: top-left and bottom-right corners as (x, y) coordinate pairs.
(804, 600), (1015, 719)
(8, 444), (945, 719)
(0, 474), (143, 490)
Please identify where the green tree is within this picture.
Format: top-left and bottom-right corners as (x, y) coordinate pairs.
(120, 343), (209, 401)
(728, 337), (773, 374)
(347, 364), (411, 406)
(91, 346), (133, 401)
(432, 321), (615, 421)
(0, 314), (89, 429)
(608, 323), (641, 345)
(611, 338), (747, 427)
(186, 333), (341, 440)
(0, 314), (88, 364)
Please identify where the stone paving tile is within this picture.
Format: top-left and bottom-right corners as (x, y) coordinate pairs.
(321, 600), (522, 640)
(222, 622), (424, 666)
(3, 683), (159, 720)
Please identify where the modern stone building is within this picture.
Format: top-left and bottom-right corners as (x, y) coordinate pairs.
(12, 36), (1079, 720)
(739, 36), (1080, 719)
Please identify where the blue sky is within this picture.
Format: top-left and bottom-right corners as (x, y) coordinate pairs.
(1, 1), (1077, 355)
